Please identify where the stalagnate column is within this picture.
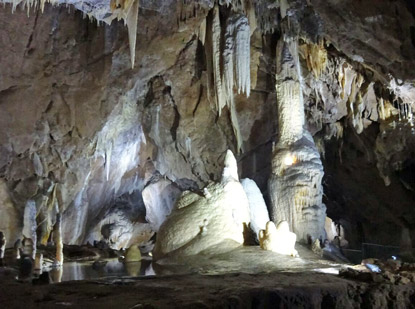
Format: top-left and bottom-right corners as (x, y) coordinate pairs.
(268, 37), (326, 243)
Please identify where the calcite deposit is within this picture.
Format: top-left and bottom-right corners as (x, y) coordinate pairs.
(153, 150), (250, 260)
(259, 221), (298, 256)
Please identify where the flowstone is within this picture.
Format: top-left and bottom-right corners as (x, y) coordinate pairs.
(153, 150), (250, 260)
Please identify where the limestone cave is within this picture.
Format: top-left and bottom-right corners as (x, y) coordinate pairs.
(1, 0), (415, 307)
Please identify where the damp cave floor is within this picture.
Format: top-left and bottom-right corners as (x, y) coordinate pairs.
(1, 245), (415, 308)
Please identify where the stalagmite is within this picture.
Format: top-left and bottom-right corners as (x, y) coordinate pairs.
(241, 179), (270, 239)
(325, 217), (338, 242)
(22, 237), (35, 260)
(259, 221), (298, 256)
(124, 244), (142, 262)
(53, 213), (63, 265)
(268, 34), (326, 243)
(14, 239), (22, 259)
(153, 150), (250, 260)
(23, 200), (37, 259)
(142, 179), (181, 232)
(0, 232), (6, 260)
(34, 253), (43, 274)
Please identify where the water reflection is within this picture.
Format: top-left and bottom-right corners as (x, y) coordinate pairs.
(49, 259), (152, 282)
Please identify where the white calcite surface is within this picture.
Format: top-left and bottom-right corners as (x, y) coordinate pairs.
(0, 180), (19, 248)
(153, 150), (250, 260)
(0, 232), (5, 259)
(259, 221), (298, 256)
(206, 7), (251, 152)
(142, 179), (182, 232)
(241, 178), (269, 239)
(325, 217), (338, 242)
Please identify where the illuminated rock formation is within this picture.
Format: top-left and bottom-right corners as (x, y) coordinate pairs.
(142, 179), (181, 232)
(14, 239), (22, 260)
(0, 232), (5, 260)
(153, 150), (250, 260)
(53, 213), (64, 265)
(23, 201), (37, 259)
(22, 237), (35, 260)
(124, 244), (142, 262)
(259, 221), (298, 257)
(241, 178), (269, 239)
(34, 253), (43, 274)
(206, 6), (251, 153)
(0, 180), (19, 248)
(268, 35), (326, 243)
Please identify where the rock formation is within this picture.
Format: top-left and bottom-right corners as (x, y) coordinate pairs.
(53, 213), (63, 265)
(268, 33), (326, 243)
(124, 244), (142, 262)
(0, 232), (6, 260)
(241, 178), (270, 239)
(259, 221), (298, 257)
(0, 0), (413, 273)
(153, 150), (250, 260)
(142, 179), (182, 232)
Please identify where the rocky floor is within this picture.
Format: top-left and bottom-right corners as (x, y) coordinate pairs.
(1, 269), (415, 308)
(1, 245), (415, 308)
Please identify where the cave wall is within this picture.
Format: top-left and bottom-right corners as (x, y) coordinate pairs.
(0, 0), (414, 250)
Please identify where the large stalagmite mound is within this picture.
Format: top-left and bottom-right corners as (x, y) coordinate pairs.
(153, 150), (250, 260)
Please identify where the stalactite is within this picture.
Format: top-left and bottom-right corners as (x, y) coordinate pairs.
(8, 0), (140, 68)
(299, 41), (328, 79)
(109, 0), (140, 68)
(126, 0), (139, 69)
(222, 13), (251, 152)
(205, 4), (251, 153)
(212, 5), (226, 114)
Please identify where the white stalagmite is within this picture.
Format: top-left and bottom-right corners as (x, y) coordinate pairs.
(268, 36), (326, 243)
(259, 221), (298, 256)
(53, 213), (64, 265)
(23, 200), (37, 259)
(0, 232), (6, 259)
(142, 179), (181, 232)
(241, 178), (270, 239)
(153, 150), (250, 260)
